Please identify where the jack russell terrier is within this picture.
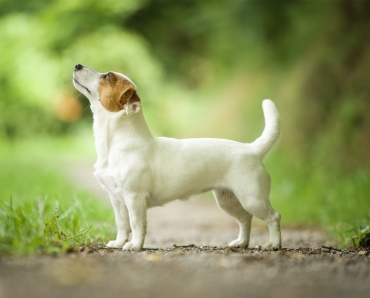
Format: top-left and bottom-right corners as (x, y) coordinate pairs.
(73, 64), (282, 251)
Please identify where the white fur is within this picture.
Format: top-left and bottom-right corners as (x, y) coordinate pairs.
(73, 65), (282, 251)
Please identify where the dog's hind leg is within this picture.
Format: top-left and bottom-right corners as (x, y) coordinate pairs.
(213, 189), (253, 248)
(232, 172), (282, 250)
(244, 200), (281, 250)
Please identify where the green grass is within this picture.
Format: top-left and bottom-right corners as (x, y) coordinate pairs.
(0, 136), (114, 255)
(267, 150), (370, 248)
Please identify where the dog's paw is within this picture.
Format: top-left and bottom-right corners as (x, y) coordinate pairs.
(228, 239), (249, 248)
(122, 241), (143, 252)
(106, 239), (126, 248)
(262, 241), (281, 251)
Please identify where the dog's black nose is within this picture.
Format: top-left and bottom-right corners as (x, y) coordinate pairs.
(75, 64), (83, 70)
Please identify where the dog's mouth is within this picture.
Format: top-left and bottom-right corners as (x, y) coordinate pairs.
(74, 78), (91, 94)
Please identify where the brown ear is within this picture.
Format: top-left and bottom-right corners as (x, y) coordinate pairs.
(119, 87), (141, 115)
(118, 87), (139, 108)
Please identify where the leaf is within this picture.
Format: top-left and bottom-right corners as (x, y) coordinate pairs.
(359, 225), (369, 234)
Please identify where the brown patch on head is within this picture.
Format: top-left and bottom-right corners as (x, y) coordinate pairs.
(98, 72), (141, 113)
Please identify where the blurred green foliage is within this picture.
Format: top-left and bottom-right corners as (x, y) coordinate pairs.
(0, 0), (369, 248)
(0, 0), (161, 137)
(125, 0), (370, 171)
(1, 0), (369, 168)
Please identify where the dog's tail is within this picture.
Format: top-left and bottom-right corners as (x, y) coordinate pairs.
(251, 99), (280, 160)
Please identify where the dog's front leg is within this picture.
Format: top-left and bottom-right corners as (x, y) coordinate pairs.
(122, 193), (147, 252)
(106, 194), (131, 248)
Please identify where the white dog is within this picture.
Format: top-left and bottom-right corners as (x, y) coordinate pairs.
(73, 64), (282, 251)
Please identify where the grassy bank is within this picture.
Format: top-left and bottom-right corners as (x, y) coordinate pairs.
(0, 136), (114, 255)
(267, 150), (370, 248)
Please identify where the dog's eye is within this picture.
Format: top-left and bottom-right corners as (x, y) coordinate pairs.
(104, 73), (110, 81)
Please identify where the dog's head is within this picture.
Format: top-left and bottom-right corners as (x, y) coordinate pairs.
(73, 64), (141, 115)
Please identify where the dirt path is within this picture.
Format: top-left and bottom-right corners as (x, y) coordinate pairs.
(0, 163), (369, 298)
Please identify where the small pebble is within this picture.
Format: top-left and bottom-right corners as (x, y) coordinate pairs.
(358, 251), (368, 256)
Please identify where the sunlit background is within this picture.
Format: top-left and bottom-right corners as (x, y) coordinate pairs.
(1, 0), (369, 254)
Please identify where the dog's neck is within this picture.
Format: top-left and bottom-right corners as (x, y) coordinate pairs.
(91, 105), (153, 170)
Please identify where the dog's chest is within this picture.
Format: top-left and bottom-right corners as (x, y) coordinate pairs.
(93, 117), (111, 168)
(93, 121), (128, 169)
